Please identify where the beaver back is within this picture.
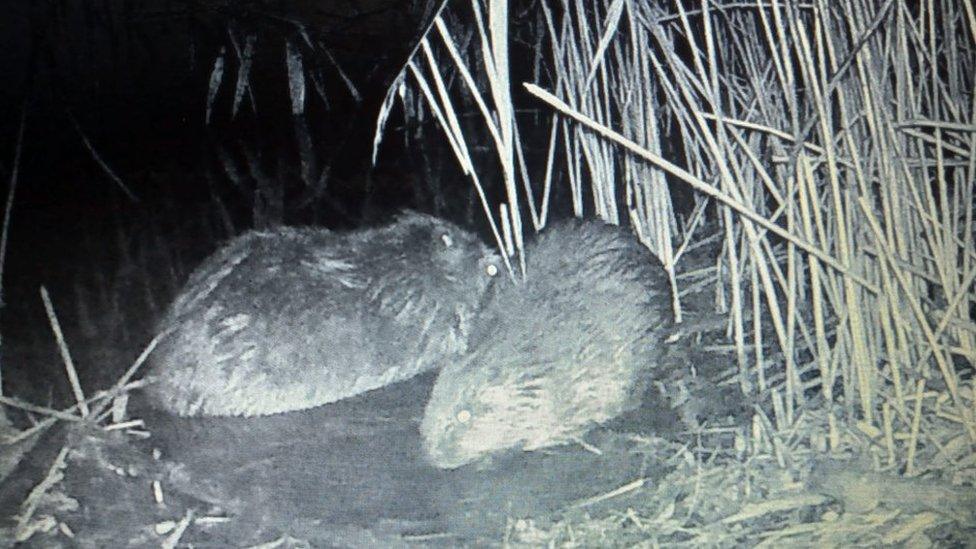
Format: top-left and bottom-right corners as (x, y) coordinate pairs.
(145, 211), (501, 417)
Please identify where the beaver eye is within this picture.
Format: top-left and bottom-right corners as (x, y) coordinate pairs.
(486, 264), (499, 277)
(441, 234), (454, 248)
(456, 409), (471, 424)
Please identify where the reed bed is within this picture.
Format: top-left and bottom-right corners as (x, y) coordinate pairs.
(388, 0), (976, 542)
(397, 0), (976, 465)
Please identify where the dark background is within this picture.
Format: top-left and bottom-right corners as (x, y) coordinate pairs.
(0, 0), (466, 401)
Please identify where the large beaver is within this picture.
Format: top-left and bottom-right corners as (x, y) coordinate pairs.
(420, 218), (673, 469)
(144, 211), (501, 417)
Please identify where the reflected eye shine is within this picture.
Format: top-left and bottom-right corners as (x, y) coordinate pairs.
(456, 409), (471, 424)
(441, 234), (454, 248)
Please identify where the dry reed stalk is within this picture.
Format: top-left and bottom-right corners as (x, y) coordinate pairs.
(14, 445), (70, 542)
(39, 287), (88, 418)
(0, 106), (26, 402)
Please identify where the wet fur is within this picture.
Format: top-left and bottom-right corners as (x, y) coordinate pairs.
(145, 211), (500, 417)
(421, 219), (672, 469)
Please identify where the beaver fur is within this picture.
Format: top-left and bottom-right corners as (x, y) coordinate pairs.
(420, 218), (672, 468)
(145, 211), (501, 417)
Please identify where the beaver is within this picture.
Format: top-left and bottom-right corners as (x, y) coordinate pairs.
(144, 211), (502, 417)
(420, 218), (673, 469)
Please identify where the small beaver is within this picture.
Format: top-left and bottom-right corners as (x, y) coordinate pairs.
(145, 211), (501, 417)
(420, 218), (673, 469)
